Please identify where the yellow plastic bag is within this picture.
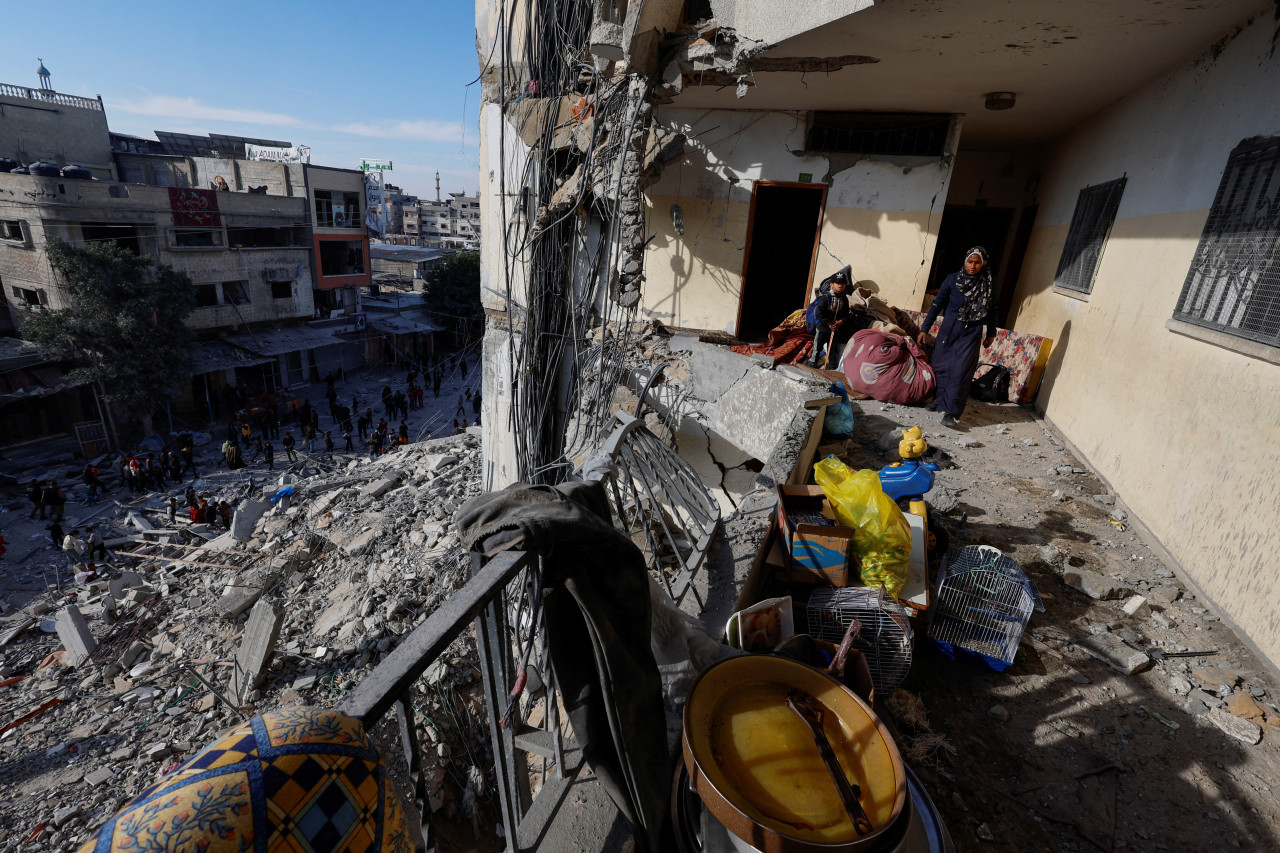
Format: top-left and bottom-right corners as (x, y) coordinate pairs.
(813, 457), (912, 596)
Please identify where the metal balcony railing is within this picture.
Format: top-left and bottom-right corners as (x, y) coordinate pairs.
(341, 409), (720, 851)
(339, 549), (579, 852)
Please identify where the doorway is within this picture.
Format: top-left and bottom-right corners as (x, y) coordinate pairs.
(924, 205), (1014, 308)
(736, 183), (826, 341)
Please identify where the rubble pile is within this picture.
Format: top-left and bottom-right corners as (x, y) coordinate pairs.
(0, 432), (487, 852)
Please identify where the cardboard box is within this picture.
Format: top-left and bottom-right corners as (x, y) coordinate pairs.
(777, 486), (855, 587)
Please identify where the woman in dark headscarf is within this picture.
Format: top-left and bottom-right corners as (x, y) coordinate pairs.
(917, 247), (997, 427)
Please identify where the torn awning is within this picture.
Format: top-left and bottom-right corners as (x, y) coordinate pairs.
(190, 341), (275, 375)
(223, 325), (347, 358)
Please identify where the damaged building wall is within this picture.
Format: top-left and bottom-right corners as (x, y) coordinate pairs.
(641, 107), (956, 332)
(1006, 13), (1280, 670)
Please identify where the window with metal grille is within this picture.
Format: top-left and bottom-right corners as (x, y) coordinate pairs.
(1174, 137), (1280, 346)
(806, 112), (952, 157)
(1054, 177), (1126, 294)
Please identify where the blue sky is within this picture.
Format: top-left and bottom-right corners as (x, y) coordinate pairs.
(0, 0), (481, 198)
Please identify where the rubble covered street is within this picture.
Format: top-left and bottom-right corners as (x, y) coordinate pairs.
(834, 398), (1280, 851)
(0, 368), (501, 852)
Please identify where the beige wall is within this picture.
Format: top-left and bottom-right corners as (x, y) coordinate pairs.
(642, 108), (956, 332)
(1007, 15), (1280, 669)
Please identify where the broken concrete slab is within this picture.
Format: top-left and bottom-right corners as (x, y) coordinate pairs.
(1075, 633), (1151, 675)
(0, 617), (36, 648)
(716, 368), (833, 463)
(231, 600), (285, 701)
(1192, 666), (1240, 689)
(232, 499), (272, 541)
(83, 768), (114, 786)
(214, 571), (280, 620)
(341, 527), (383, 557)
(1122, 595), (1151, 618)
(1207, 707), (1263, 744)
(1147, 585), (1182, 609)
(1063, 569), (1125, 601)
(688, 339), (757, 401)
(107, 572), (146, 600)
(359, 476), (401, 500)
(55, 606), (97, 666)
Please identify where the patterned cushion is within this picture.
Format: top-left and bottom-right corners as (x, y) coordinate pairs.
(78, 707), (411, 853)
(904, 309), (1053, 404)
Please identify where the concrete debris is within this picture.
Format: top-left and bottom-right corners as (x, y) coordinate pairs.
(1207, 707), (1263, 744)
(1064, 569), (1126, 601)
(1121, 595), (1151, 618)
(54, 606), (97, 666)
(1075, 633), (1152, 675)
(1225, 692), (1266, 722)
(231, 600), (285, 701)
(0, 429), (485, 843)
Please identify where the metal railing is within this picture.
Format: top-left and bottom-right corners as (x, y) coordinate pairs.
(0, 83), (102, 111)
(339, 549), (579, 852)
(593, 411), (721, 604)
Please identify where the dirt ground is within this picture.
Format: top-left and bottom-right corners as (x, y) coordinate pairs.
(832, 398), (1280, 852)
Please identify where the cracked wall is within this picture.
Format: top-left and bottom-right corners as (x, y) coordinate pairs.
(640, 107), (957, 332)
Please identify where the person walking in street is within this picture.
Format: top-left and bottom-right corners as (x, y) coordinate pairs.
(324, 430), (335, 459)
(303, 422), (316, 454)
(357, 410), (370, 442)
(456, 394), (465, 418)
(44, 481), (65, 522)
(180, 431), (197, 476)
(264, 440), (275, 470)
(282, 432), (297, 462)
(28, 479), (45, 520)
(398, 420), (409, 445)
(343, 428), (354, 452)
(917, 246), (998, 429)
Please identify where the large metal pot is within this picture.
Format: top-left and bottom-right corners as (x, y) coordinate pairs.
(683, 655), (908, 853)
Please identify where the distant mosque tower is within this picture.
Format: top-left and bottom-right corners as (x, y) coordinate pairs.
(435, 170), (441, 202)
(37, 58), (52, 91)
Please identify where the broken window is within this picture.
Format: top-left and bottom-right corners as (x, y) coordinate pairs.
(1, 219), (26, 242)
(194, 284), (219, 307)
(80, 223), (145, 254)
(1174, 137), (1280, 346)
(172, 228), (223, 248)
(315, 190), (363, 228)
(13, 286), (48, 307)
(226, 226), (304, 248)
(319, 240), (365, 277)
(806, 112), (953, 157)
(223, 280), (250, 305)
(1054, 177), (1126, 295)
(271, 281), (293, 299)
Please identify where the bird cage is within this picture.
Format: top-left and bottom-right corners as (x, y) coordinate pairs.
(927, 546), (1044, 672)
(806, 586), (914, 695)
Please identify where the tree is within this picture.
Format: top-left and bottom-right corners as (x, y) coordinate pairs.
(421, 251), (481, 329)
(20, 237), (197, 438)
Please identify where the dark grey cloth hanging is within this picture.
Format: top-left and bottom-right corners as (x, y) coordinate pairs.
(455, 481), (671, 852)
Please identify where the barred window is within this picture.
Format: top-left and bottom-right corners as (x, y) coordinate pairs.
(1174, 137), (1280, 346)
(1054, 177), (1126, 294)
(807, 112), (952, 157)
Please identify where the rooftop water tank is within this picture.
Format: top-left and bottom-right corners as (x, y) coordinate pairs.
(28, 161), (61, 177)
(0, 158), (19, 173)
(60, 164), (92, 180)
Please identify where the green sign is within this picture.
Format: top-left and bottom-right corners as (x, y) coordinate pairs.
(359, 159), (393, 171)
(798, 172), (812, 183)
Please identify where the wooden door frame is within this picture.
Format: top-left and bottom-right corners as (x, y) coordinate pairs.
(735, 181), (829, 338)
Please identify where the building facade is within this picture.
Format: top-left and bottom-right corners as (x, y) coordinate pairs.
(476, 0), (1280, 672)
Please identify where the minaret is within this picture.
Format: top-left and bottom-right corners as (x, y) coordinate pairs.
(435, 171), (441, 202)
(37, 59), (52, 91)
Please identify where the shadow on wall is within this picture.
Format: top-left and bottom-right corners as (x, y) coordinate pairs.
(1033, 318), (1071, 411)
